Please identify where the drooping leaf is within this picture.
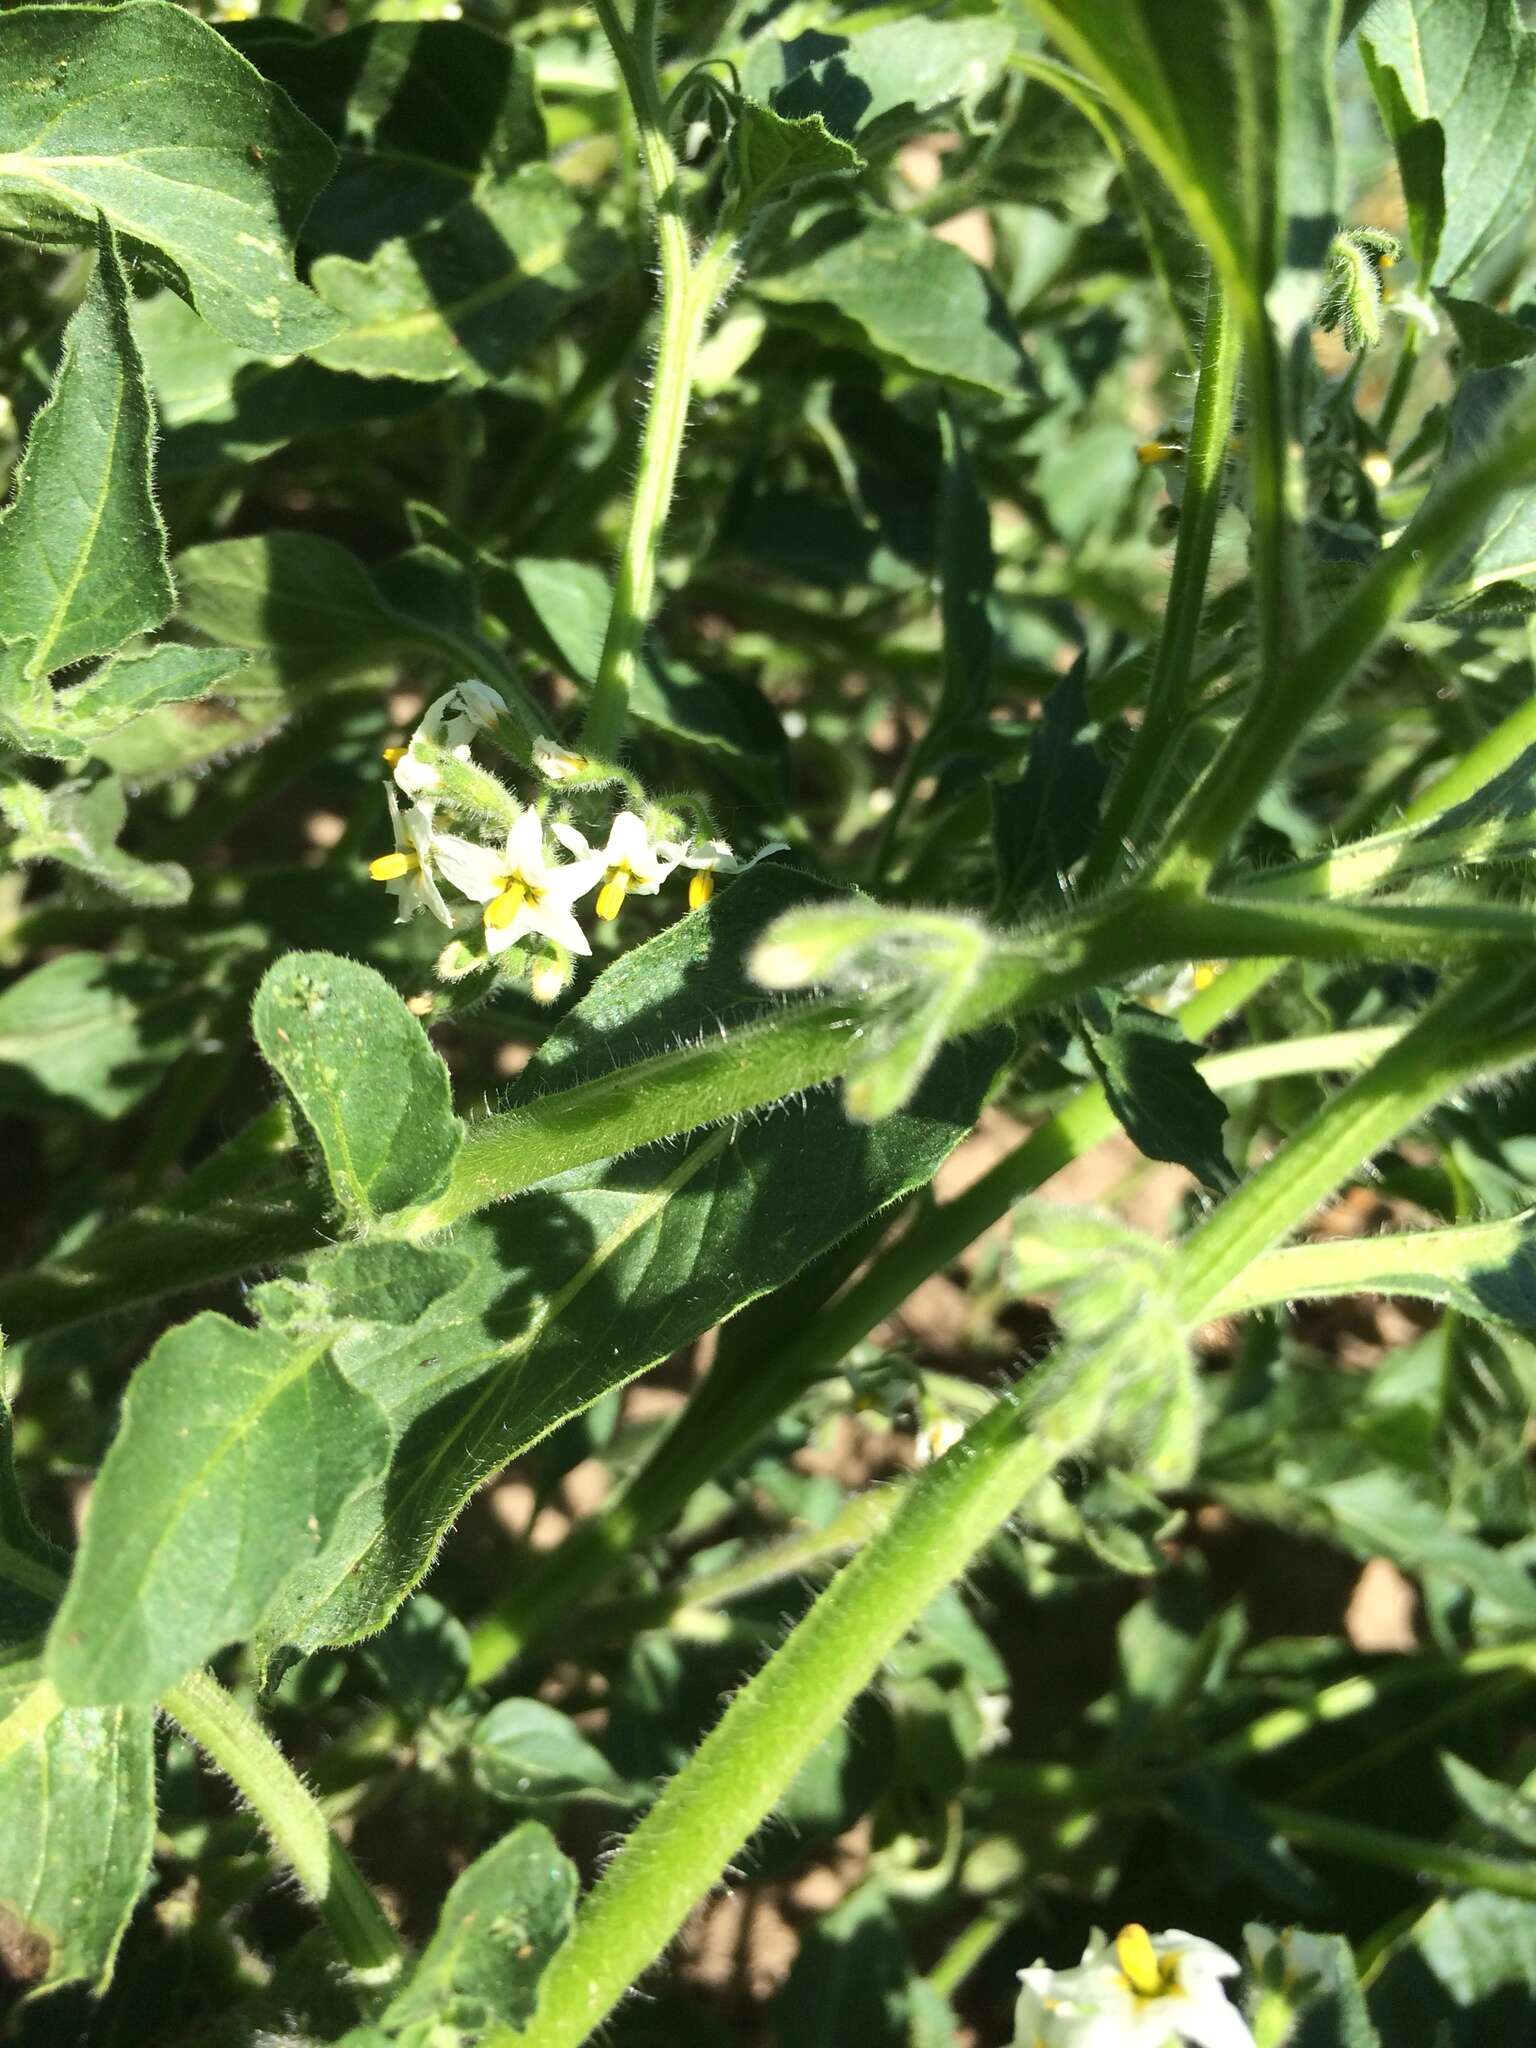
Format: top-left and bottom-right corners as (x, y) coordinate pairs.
(0, 222), (171, 680)
(991, 660), (1107, 907)
(1361, 0), (1536, 284)
(0, 1657), (155, 2000)
(311, 170), (625, 386)
(725, 100), (862, 226)
(0, 1), (341, 352)
(239, 18), (547, 258)
(44, 1312), (391, 1706)
(253, 951), (463, 1226)
(255, 869), (1006, 1660)
(754, 206), (1030, 398)
(0, 951), (198, 1121)
(1080, 992), (1233, 1191)
(0, 771), (192, 906)
(378, 1822), (577, 2038)
(1360, 47), (1445, 277)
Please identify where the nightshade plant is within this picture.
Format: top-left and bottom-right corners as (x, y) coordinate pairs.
(9, 0), (1536, 2042)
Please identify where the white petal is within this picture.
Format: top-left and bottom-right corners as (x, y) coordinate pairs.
(416, 869), (455, 928)
(551, 820), (594, 860)
(394, 748), (441, 798)
(433, 833), (505, 902)
(484, 914), (526, 957)
(529, 895), (592, 957)
(505, 805), (547, 878)
(1174, 1994), (1257, 2048)
(545, 855), (605, 905)
(456, 679), (505, 727)
(605, 810), (652, 867)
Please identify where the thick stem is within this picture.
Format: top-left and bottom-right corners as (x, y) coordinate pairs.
(1259, 1801), (1536, 1903)
(162, 1668), (403, 1984)
(581, 0), (732, 757)
(1085, 271), (1241, 885)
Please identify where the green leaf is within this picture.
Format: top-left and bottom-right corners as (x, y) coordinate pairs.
(1360, 0), (1536, 284)
(0, 1), (341, 352)
(771, 1884), (909, 2048)
(726, 100), (862, 225)
(1246, 1926), (1383, 2048)
(254, 869), (1006, 1658)
(0, 223), (171, 679)
(0, 951), (197, 1121)
(0, 1394), (66, 1647)
(1425, 367), (1536, 603)
(1, 644), (246, 764)
(253, 951), (463, 1226)
(133, 288), (434, 475)
(238, 19), (547, 258)
(471, 1698), (636, 1808)
(378, 1821), (577, 2037)
(0, 1658), (155, 1999)
(0, 769), (191, 906)
(1360, 49), (1445, 277)
(1080, 992), (1233, 1191)
(1442, 1752), (1536, 1851)
(1437, 292), (1536, 371)
(362, 1592), (470, 1718)
(754, 206), (1030, 398)
(1316, 1471), (1536, 1628)
(748, 12), (1016, 154)
(991, 661), (1107, 906)
(1369, 1892), (1536, 2045)
(311, 170), (624, 386)
(44, 1311), (391, 1706)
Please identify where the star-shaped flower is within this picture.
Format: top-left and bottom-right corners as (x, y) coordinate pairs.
(662, 833), (789, 908)
(432, 807), (601, 956)
(1014, 1925), (1254, 2048)
(551, 810), (679, 921)
(366, 792), (453, 926)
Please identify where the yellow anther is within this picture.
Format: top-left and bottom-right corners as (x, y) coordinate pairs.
(689, 871), (715, 910)
(1116, 1925), (1163, 1999)
(369, 850), (416, 881)
(1136, 440), (1184, 467)
(485, 879), (529, 929)
(595, 871), (630, 921)
(382, 745), (407, 764)
(1191, 960), (1223, 991)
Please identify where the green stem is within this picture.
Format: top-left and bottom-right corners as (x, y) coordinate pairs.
(1149, 387), (1536, 889)
(926, 1904), (1022, 2000)
(1376, 317), (1422, 447)
(1259, 1800), (1536, 1903)
(1085, 271), (1241, 885)
(1398, 685), (1536, 826)
(581, 0), (733, 757)
(162, 1668), (403, 1985)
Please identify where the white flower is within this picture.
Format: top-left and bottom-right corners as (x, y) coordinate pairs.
(662, 833), (790, 909)
(367, 793), (453, 927)
(532, 734), (591, 783)
(393, 691), (475, 799)
(1014, 1926), (1253, 2048)
(455, 679), (507, 730)
(433, 807), (601, 957)
(552, 810), (679, 921)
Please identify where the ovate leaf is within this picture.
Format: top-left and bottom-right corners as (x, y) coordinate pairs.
(1361, 0), (1536, 283)
(253, 951), (463, 1226)
(1437, 292), (1536, 371)
(0, 223), (171, 679)
(45, 1312), (390, 1705)
(471, 1698), (637, 1809)
(726, 101), (862, 226)
(755, 206), (1029, 398)
(0, 1659), (155, 1999)
(311, 170), (624, 386)
(1080, 992), (1233, 1191)
(0, 1), (341, 352)
(378, 1822), (576, 2037)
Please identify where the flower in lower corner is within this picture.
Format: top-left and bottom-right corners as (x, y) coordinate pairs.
(433, 806), (600, 957)
(552, 809), (679, 921)
(1014, 1925), (1254, 2048)
(664, 834), (790, 909)
(367, 793), (453, 926)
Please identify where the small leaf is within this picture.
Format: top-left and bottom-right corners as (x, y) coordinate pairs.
(991, 660), (1107, 907)
(755, 206), (1030, 398)
(0, 222), (171, 679)
(471, 1698), (636, 1808)
(311, 170), (624, 386)
(1, 645), (246, 763)
(0, 1), (341, 351)
(726, 100), (862, 225)
(1442, 1751), (1536, 1851)
(0, 770), (191, 906)
(0, 1658), (155, 1998)
(253, 950), (463, 1226)
(1437, 292), (1536, 371)
(1080, 992), (1233, 1191)
(45, 1312), (391, 1705)
(379, 1822), (577, 2037)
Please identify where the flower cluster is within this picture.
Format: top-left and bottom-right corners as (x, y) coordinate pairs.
(366, 683), (785, 999)
(1014, 1925), (1255, 2048)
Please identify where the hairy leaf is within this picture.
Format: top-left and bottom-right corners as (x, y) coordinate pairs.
(45, 1312), (391, 1705)
(0, 1658), (155, 1999)
(749, 12), (1015, 154)
(253, 951), (462, 1226)
(0, 951), (197, 1121)
(1080, 992), (1233, 1191)
(0, 223), (170, 679)
(312, 170), (624, 386)
(1, 645), (245, 764)
(0, 1), (340, 351)
(0, 771), (191, 906)
(726, 101), (862, 225)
